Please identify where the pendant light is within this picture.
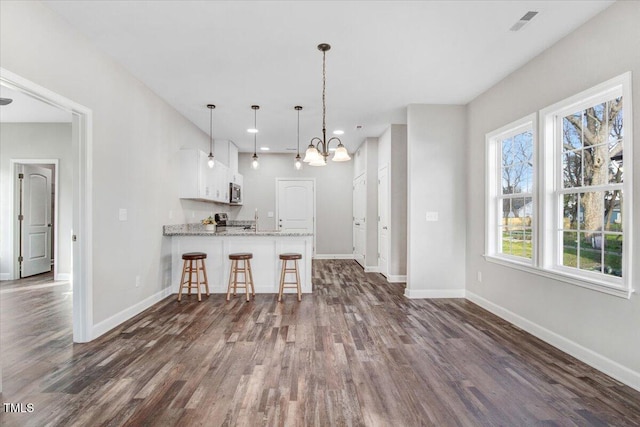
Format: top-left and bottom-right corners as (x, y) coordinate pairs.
(207, 104), (215, 168)
(250, 105), (260, 170)
(303, 43), (351, 166)
(294, 106), (303, 170)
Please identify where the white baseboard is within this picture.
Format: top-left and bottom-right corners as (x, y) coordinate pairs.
(313, 254), (355, 260)
(92, 287), (173, 340)
(386, 274), (407, 283)
(466, 291), (640, 393)
(55, 273), (71, 281)
(364, 266), (380, 273)
(0, 273), (11, 281)
(404, 288), (465, 298)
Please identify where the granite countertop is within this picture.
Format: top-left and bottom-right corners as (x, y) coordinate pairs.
(163, 224), (312, 237)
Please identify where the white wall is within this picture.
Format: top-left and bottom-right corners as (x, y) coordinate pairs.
(378, 125), (408, 278)
(237, 152), (353, 256)
(1, 1), (217, 328)
(406, 106), (467, 297)
(0, 123), (72, 279)
(465, 0), (640, 389)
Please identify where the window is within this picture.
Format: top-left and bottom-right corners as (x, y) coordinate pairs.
(486, 115), (536, 264)
(486, 73), (633, 298)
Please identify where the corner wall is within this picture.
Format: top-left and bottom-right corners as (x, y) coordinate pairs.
(406, 106), (467, 297)
(465, 0), (640, 389)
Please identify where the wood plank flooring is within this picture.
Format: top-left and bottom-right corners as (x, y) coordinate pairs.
(1, 260), (639, 426)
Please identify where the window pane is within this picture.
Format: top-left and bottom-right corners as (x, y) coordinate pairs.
(604, 191), (622, 232)
(562, 231), (578, 268)
(579, 232), (602, 273)
(502, 166), (516, 194)
(562, 150), (582, 188)
(579, 191), (604, 232)
(563, 194), (578, 230)
(608, 98), (623, 142)
(608, 140), (623, 184)
(563, 113), (582, 150)
(603, 234), (623, 277)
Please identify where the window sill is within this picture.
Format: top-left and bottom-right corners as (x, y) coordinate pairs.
(483, 255), (633, 299)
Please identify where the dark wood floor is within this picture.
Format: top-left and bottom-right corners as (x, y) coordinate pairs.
(1, 260), (639, 426)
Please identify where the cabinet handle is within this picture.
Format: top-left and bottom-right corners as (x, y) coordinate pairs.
(355, 222), (361, 226)
(382, 226), (388, 230)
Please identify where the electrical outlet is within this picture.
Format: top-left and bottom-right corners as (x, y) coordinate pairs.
(119, 208), (127, 221)
(135, 275), (140, 287)
(477, 271), (482, 283)
(425, 211), (439, 222)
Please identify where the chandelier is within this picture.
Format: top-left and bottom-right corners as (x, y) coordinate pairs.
(303, 43), (351, 166)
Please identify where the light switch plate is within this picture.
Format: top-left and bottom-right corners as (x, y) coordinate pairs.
(119, 208), (127, 221)
(267, 211), (274, 218)
(425, 211), (439, 222)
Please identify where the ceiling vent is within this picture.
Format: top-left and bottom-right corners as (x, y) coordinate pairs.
(510, 11), (538, 32)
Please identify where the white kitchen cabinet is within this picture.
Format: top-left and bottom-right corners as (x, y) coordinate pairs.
(179, 149), (229, 203)
(227, 169), (243, 187)
(213, 139), (239, 172)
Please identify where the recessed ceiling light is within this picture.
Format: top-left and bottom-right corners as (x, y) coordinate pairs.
(247, 128), (258, 134)
(260, 146), (270, 151)
(333, 130), (344, 135)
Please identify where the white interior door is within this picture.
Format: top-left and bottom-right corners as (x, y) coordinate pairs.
(353, 174), (366, 267)
(277, 179), (315, 234)
(378, 166), (389, 277)
(21, 164), (52, 277)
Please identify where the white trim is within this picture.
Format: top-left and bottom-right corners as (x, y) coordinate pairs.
(56, 273), (71, 281)
(404, 288), (465, 298)
(0, 273), (11, 281)
(386, 274), (407, 283)
(11, 159), (60, 281)
(364, 266), (380, 273)
(1, 67), (93, 343)
(92, 287), (173, 339)
(313, 254), (354, 260)
(466, 291), (640, 392)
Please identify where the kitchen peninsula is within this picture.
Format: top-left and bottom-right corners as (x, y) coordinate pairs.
(163, 224), (313, 295)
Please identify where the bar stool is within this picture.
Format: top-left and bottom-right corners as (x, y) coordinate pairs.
(178, 252), (209, 302)
(278, 253), (302, 302)
(227, 253), (255, 302)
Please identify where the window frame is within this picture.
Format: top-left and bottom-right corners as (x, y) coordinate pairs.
(485, 113), (537, 267)
(485, 72), (633, 299)
(540, 72), (633, 297)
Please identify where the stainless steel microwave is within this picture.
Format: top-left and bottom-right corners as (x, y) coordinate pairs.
(229, 182), (241, 204)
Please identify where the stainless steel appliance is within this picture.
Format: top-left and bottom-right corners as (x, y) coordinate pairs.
(229, 183), (241, 204)
(214, 213), (228, 226)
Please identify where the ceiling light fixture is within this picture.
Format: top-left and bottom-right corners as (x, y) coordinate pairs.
(303, 43), (351, 167)
(250, 105), (260, 170)
(294, 106), (303, 170)
(207, 104), (215, 168)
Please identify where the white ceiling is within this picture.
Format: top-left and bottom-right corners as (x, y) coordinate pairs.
(0, 85), (72, 123)
(42, 0), (613, 153)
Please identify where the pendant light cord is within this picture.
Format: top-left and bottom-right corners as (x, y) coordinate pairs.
(253, 107), (257, 156)
(297, 108), (300, 155)
(322, 49), (326, 135)
(209, 108), (213, 153)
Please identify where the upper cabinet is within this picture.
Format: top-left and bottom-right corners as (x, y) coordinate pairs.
(179, 149), (231, 203)
(214, 139), (240, 173)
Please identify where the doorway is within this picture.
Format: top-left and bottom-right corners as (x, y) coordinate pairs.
(14, 162), (59, 279)
(1, 67), (92, 343)
(378, 165), (389, 278)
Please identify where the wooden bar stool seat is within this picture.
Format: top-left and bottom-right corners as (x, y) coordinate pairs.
(178, 252), (210, 302)
(226, 253), (255, 302)
(278, 253), (302, 302)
